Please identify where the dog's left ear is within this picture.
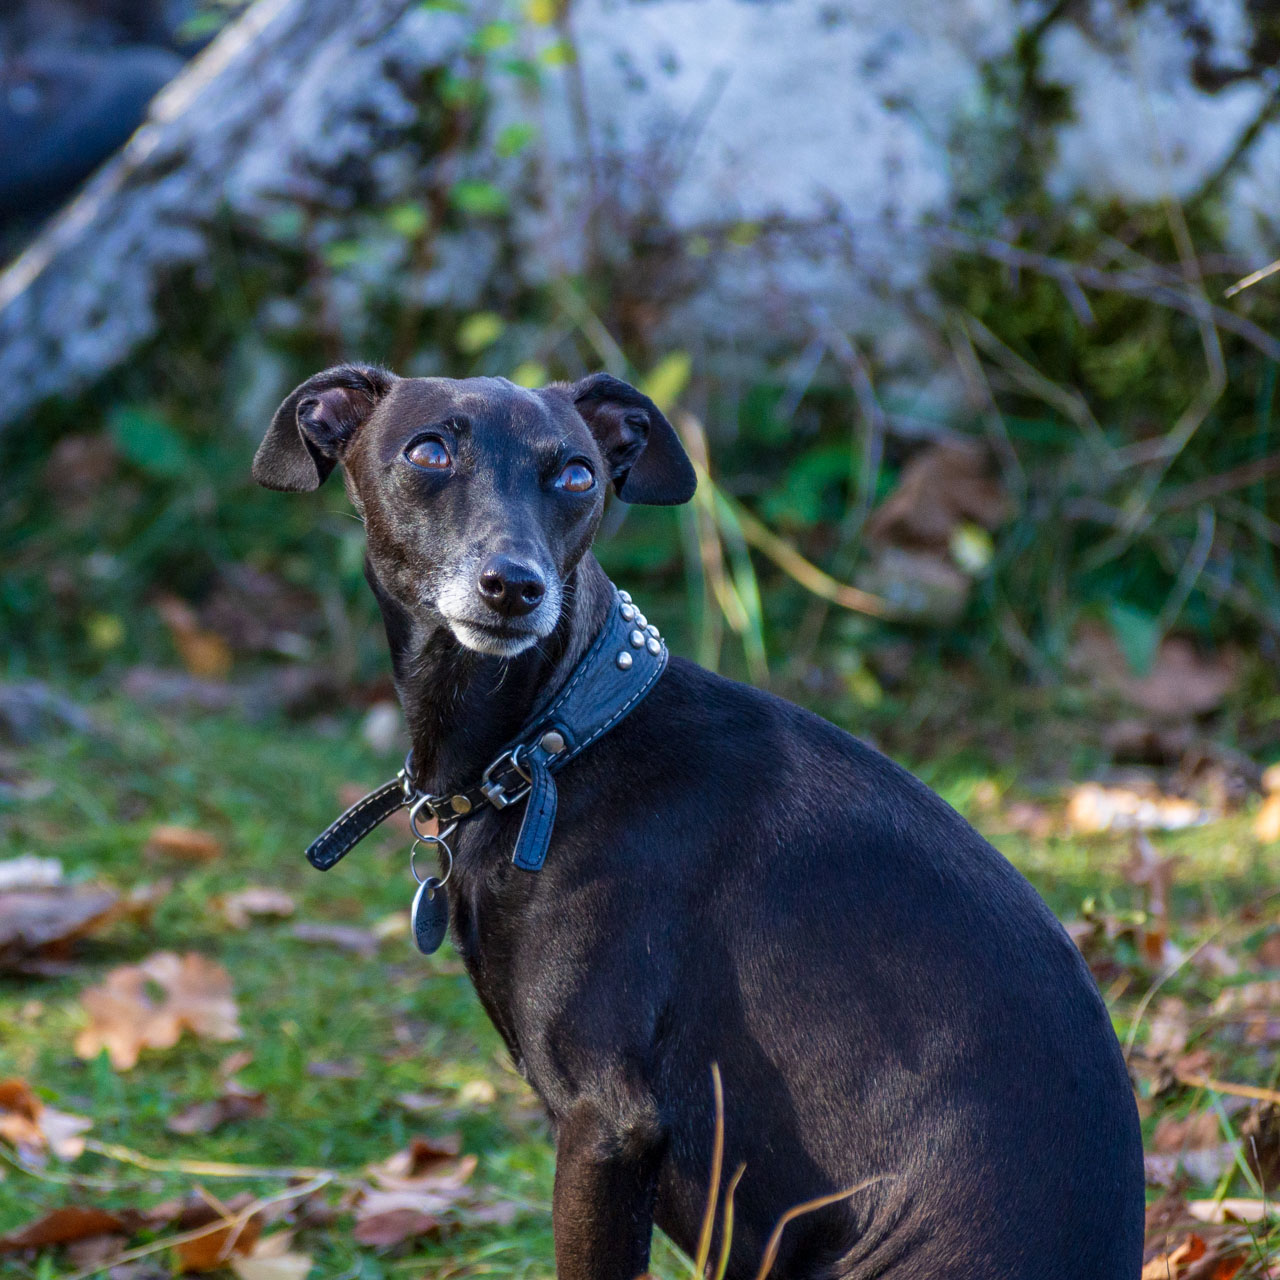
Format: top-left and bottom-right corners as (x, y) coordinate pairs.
(570, 373), (697, 505)
(254, 364), (396, 492)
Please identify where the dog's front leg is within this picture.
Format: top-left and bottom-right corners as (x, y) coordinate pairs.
(552, 1098), (663, 1280)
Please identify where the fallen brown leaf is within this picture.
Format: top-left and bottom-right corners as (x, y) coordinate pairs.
(75, 951), (242, 1070)
(219, 887), (295, 930)
(1066, 783), (1209, 836)
(1255, 793), (1280, 843)
(290, 923), (379, 958)
(0, 886), (120, 970)
(155, 594), (234, 679)
(1153, 1112), (1221, 1152)
(174, 1212), (262, 1273)
(1187, 1198), (1277, 1224)
(1073, 625), (1237, 719)
(355, 1135), (478, 1249)
(0, 855), (63, 890)
(167, 1080), (266, 1135)
(1145, 1108), (1234, 1187)
(1147, 997), (1192, 1060)
(145, 825), (223, 862)
(0, 1077), (92, 1164)
(0, 1206), (126, 1251)
(1142, 1233), (1207, 1280)
(866, 442), (1008, 550)
(1240, 1103), (1280, 1189)
(230, 1241), (314, 1280)
(305, 1059), (360, 1080)
(64, 1231), (128, 1268)
(352, 1205), (444, 1248)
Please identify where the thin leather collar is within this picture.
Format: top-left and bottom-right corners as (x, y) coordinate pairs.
(304, 585), (667, 875)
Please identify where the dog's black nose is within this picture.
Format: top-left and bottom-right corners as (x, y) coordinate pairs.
(478, 556), (546, 617)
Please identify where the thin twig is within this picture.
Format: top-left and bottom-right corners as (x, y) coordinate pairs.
(1226, 258), (1280, 299)
(60, 1173), (332, 1280)
(751, 1177), (888, 1280)
(83, 1138), (335, 1181)
(929, 227), (1280, 363)
(1175, 1072), (1280, 1109)
(693, 1063), (726, 1278)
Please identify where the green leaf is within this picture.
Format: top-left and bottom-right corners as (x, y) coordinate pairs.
(322, 239), (365, 269)
(496, 122), (537, 158)
(949, 523), (994, 575)
(107, 407), (191, 479)
(473, 20), (517, 51)
(260, 208), (305, 243)
(450, 181), (509, 216)
(511, 360), (548, 388)
(457, 312), (506, 354)
(539, 40), (575, 66)
(1106, 601), (1162, 676)
(640, 352), (691, 414)
(385, 202), (430, 238)
(525, 0), (559, 24)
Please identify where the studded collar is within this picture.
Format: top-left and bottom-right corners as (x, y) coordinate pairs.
(303, 585), (668, 876)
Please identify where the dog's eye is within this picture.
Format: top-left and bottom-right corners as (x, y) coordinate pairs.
(555, 462), (595, 493)
(406, 437), (451, 470)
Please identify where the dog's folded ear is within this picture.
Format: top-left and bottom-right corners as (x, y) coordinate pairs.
(253, 364), (396, 492)
(570, 373), (697, 505)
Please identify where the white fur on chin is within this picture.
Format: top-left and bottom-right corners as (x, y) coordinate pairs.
(447, 619), (541, 657)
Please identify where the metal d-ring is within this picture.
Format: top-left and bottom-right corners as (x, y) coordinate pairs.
(409, 828), (455, 890)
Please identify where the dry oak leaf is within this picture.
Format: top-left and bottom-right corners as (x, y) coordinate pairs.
(145, 824), (223, 862)
(1255, 793), (1280, 843)
(356, 1136), (477, 1249)
(167, 1080), (266, 1135)
(1145, 1107), (1234, 1188)
(0, 1077), (92, 1164)
(75, 951), (242, 1070)
(219, 887), (295, 930)
(154, 594), (233, 680)
(1142, 1234), (1206, 1280)
(174, 1212), (262, 1273)
(0, 886), (120, 968)
(0, 1205), (127, 1252)
(230, 1234), (314, 1280)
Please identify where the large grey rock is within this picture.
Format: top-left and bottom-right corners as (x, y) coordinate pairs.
(0, 0), (1275, 426)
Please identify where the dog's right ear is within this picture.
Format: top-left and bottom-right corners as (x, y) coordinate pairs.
(253, 364), (396, 492)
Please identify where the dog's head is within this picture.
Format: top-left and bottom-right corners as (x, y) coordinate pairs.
(253, 366), (696, 657)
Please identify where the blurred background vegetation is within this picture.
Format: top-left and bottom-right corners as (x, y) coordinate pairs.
(1, 0), (1278, 780)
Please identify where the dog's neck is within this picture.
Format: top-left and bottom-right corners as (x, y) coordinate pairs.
(370, 555), (616, 795)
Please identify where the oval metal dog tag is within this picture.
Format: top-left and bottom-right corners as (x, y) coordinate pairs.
(411, 877), (449, 955)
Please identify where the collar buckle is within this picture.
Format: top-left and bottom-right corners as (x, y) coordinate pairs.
(479, 747), (531, 810)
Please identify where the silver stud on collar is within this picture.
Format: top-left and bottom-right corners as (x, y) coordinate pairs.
(635, 613), (648, 629)
(540, 730), (566, 754)
(616, 651), (633, 670)
(618, 590), (632, 604)
(620, 603), (636, 622)
(630, 629), (645, 648)
(645, 624), (659, 638)
(646, 637), (661, 655)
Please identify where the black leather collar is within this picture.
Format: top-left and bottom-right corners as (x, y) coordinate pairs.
(304, 585), (668, 875)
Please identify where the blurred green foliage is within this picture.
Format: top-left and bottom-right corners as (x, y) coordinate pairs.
(1, 0), (1278, 726)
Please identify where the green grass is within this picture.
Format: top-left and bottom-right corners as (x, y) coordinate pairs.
(1, 691), (1277, 1276)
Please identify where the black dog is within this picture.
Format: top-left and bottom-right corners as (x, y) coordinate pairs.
(253, 365), (1144, 1280)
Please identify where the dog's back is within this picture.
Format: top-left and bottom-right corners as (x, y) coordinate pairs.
(525, 657), (1144, 1279)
